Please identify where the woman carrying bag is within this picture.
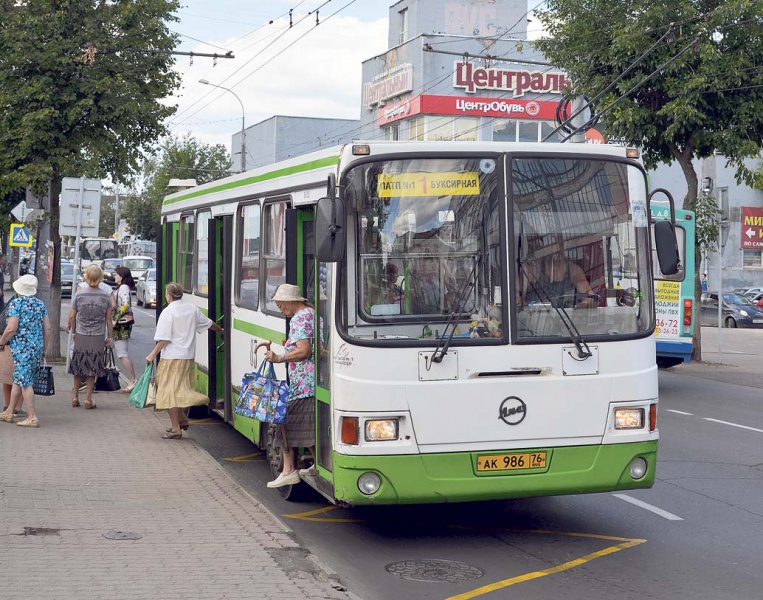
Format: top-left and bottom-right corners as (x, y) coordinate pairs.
(264, 284), (316, 489)
(67, 265), (114, 409)
(112, 266), (138, 391)
(0, 275), (51, 427)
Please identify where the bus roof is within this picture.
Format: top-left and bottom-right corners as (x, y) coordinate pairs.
(161, 141), (641, 216)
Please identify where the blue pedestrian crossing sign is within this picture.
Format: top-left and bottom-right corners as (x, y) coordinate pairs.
(9, 223), (33, 247)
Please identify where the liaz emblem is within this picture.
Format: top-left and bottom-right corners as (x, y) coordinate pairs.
(498, 396), (526, 425)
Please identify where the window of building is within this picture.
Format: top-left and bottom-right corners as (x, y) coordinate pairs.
(237, 203), (260, 310)
(179, 213), (195, 292)
(518, 120), (540, 142)
(262, 200), (289, 314)
(407, 116), (479, 141)
(492, 119), (516, 142)
(492, 119), (557, 142)
(398, 8), (408, 45)
(409, 116), (425, 141)
(453, 117), (478, 141)
(383, 123), (400, 141)
(743, 250), (763, 268)
(195, 211), (211, 296)
(541, 121), (562, 142)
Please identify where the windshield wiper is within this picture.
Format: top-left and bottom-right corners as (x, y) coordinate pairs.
(519, 261), (592, 359)
(430, 255), (481, 365)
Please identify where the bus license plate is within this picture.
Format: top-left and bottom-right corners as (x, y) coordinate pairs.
(476, 451), (547, 472)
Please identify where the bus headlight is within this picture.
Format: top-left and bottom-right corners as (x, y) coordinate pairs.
(614, 408), (645, 430)
(358, 472), (381, 495)
(365, 419), (399, 441)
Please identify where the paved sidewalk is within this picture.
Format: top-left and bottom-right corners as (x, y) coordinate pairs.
(0, 362), (349, 600)
(669, 327), (763, 389)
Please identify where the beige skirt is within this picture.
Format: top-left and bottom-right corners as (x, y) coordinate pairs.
(153, 359), (209, 411)
(0, 346), (13, 385)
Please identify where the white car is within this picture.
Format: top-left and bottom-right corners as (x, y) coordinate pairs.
(122, 255), (155, 282)
(136, 268), (157, 308)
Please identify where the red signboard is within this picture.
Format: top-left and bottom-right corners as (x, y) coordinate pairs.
(376, 94), (558, 126)
(741, 206), (763, 249)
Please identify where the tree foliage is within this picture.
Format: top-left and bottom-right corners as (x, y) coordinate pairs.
(123, 135), (231, 240)
(535, 0), (763, 362)
(0, 0), (181, 358)
(535, 0), (763, 209)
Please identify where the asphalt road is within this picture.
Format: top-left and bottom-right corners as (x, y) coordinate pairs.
(187, 330), (763, 600)
(62, 303), (763, 599)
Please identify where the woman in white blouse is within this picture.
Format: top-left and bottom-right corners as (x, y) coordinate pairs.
(145, 282), (224, 439)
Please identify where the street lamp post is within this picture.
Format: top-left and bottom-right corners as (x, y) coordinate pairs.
(199, 79), (246, 173)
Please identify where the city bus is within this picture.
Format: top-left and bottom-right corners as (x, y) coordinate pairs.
(159, 141), (678, 506)
(78, 237), (119, 270)
(651, 204), (696, 368)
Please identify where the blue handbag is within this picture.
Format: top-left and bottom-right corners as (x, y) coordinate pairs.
(253, 362), (289, 424)
(235, 361), (269, 419)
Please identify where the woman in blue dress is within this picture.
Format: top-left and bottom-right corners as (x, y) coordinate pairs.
(0, 275), (51, 427)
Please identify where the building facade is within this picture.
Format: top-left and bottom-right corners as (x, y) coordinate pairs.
(359, 0), (575, 144)
(235, 115), (359, 171)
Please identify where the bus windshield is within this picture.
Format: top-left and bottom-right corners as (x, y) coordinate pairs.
(340, 154), (653, 344)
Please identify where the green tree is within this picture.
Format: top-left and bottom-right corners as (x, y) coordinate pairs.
(535, 0), (763, 360)
(0, 0), (180, 358)
(123, 135), (231, 239)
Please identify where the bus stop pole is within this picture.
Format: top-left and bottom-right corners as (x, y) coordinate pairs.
(65, 177), (86, 373)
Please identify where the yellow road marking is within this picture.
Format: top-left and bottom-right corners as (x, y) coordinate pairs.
(188, 418), (223, 426)
(223, 452), (266, 463)
(283, 505), (366, 523)
(280, 510), (646, 597)
(443, 535), (646, 600)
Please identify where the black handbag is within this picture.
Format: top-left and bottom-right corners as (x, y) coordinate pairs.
(33, 359), (55, 396)
(95, 348), (121, 392)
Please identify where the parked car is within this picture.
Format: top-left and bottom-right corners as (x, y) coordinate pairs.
(731, 287), (763, 298)
(136, 268), (157, 308)
(102, 257), (123, 288)
(61, 260), (77, 298)
(121, 255), (155, 282)
(700, 292), (763, 328)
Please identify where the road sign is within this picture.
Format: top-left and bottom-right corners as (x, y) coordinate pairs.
(11, 200), (28, 222)
(9, 223), (33, 247)
(59, 177), (102, 237)
(740, 207), (763, 249)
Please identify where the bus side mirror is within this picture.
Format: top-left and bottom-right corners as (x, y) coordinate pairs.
(315, 196), (346, 262)
(654, 220), (680, 275)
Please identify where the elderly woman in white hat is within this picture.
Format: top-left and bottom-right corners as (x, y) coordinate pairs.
(264, 283), (316, 489)
(0, 274), (51, 427)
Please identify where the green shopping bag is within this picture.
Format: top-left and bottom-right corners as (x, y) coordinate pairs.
(129, 362), (153, 408)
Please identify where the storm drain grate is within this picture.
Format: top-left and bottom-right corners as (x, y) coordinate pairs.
(386, 559), (484, 583)
(103, 531), (143, 540)
(22, 527), (60, 536)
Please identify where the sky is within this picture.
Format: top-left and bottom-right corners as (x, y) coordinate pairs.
(166, 0), (392, 152)
(165, 0), (547, 157)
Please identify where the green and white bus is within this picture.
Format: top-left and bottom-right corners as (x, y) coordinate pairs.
(158, 141), (678, 506)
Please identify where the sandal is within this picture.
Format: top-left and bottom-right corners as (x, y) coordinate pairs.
(84, 401), (97, 410)
(71, 398), (80, 408)
(162, 429), (182, 439)
(17, 417), (39, 428)
(165, 421), (189, 433)
(0, 411), (15, 423)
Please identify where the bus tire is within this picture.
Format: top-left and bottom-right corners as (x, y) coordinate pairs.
(261, 422), (307, 501)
